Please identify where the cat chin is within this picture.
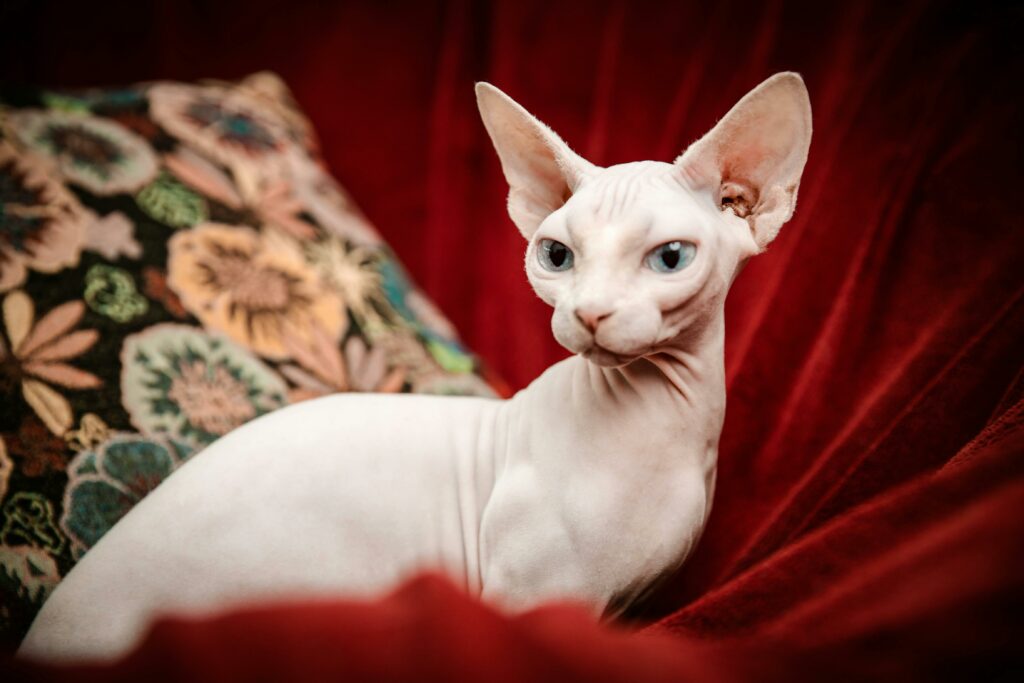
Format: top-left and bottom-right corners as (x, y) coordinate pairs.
(580, 346), (641, 368)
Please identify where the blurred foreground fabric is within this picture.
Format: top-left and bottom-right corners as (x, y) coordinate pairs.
(1, 0), (1021, 680)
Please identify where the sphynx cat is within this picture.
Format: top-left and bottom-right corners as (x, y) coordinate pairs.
(20, 72), (811, 662)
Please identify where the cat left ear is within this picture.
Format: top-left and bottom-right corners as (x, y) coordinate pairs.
(676, 72), (812, 251)
(476, 83), (598, 239)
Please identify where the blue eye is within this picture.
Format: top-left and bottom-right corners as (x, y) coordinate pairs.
(537, 239), (574, 272)
(645, 241), (696, 273)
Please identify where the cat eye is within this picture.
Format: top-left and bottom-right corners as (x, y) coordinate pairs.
(645, 241), (697, 273)
(537, 239), (574, 272)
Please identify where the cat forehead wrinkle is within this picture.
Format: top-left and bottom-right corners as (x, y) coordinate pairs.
(578, 161), (696, 223)
(562, 195), (654, 245)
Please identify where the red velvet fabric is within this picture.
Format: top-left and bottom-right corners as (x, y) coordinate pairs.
(1, 0), (1021, 679)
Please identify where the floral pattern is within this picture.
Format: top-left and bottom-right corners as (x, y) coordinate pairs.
(0, 72), (496, 645)
(305, 236), (389, 329)
(5, 416), (69, 477)
(61, 434), (192, 559)
(1, 492), (64, 555)
(148, 83), (289, 172)
(82, 210), (142, 261)
(233, 71), (320, 154)
(0, 141), (88, 293)
(63, 413), (112, 455)
(168, 223), (346, 360)
(5, 109), (158, 195)
(0, 290), (102, 436)
(165, 147), (317, 239)
(281, 322), (406, 402)
(0, 545), (60, 629)
(84, 264), (148, 323)
(135, 171), (208, 228)
(121, 324), (287, 445)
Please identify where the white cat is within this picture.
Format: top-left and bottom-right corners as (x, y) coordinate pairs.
(19, 72), (811, 662)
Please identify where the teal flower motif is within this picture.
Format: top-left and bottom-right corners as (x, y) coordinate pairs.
(60, 434), (193, 558)
(84, 264), (148, 323)
(135, 172), (208, 228)
(377, 256), (418, 323)
(148, 83), (288, 171)
(378, 255), (474, 374)
(120, 324), (287, 446)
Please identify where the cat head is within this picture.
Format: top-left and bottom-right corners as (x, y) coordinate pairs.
(477, 73), (811, 367)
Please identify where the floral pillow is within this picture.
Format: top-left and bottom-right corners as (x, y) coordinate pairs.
(0, 72), (498, 648)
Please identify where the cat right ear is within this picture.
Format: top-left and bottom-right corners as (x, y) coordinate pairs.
(675, 73), (812, 251)
(476, 83), (597, 239)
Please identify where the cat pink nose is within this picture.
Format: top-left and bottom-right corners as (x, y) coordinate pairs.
(575, 307), (612, 333)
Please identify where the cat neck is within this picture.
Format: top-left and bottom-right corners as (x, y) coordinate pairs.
(591, 309), (726, 408)
(499, 310), (726, 475)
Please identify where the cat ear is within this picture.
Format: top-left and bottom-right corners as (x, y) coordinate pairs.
(476, 82), (598, 239)
(676, 72), (812, 251)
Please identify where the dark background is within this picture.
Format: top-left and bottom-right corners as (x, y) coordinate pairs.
(4, 0), (1018, 392)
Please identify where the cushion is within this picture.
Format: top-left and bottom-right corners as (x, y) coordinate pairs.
(0, 72), (497, 647)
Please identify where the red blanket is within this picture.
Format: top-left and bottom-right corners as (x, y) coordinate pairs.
(2, 0), (1020, 680)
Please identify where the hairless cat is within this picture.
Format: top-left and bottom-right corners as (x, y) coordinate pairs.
(20, 72), (811, 662)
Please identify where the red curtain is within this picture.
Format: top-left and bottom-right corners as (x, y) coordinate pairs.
(1, 0), (1021, 679)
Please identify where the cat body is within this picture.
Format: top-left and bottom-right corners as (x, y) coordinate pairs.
(21, 354), (719, 661)
(20, 73), (811, 662)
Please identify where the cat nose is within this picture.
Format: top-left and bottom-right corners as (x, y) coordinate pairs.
(575, 307), (612, 333)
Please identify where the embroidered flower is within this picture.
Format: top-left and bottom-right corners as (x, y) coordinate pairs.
(168, 360), (259, 435)
(148, 83), (289, 171)
(167, 224), (345, 359)
(120, 324), (286, 445)
(82, 210), (142, 260)
(135, 171), (209, 228)
(406, 289), (460, 342)
(64, 413), (111, 454)
(84, 264), (149, 323)
(60, 434), (193, 558)
(0, 545), (61, 608)
(0, 290), (102, 436)
(142, 267), (189, 319)
(280, 323), (406, 402)
(0, 141), (88, 293)
(4, 416), (69, 477)
(164, 147), (316, 239)
(236, 71), (320, 154)
(372, 255), (474, 373)
(1, 492), (64, 555)
(377, 256), (424, 325)
(5, 109), (158, 195)
(305, 237), (391, 330)
(368, 327), (446, 381)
